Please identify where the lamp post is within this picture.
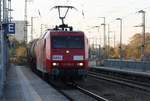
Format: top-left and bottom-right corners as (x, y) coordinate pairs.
(31, 17), (37, 41)
(116, 18), (123, 60)
(40, 24), (48, 36)
(134, 10), (146, 60)
(91, 25), (101, 59)
(24, 0), (32, 43)
(113, 31), (116, 48)
(24, 0), (28, 43)
(107, 24), (110, 59)
(99, 17), (106, 59)
(139, 10), (145, 61)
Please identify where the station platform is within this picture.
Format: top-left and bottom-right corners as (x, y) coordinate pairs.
(91, 66), (150, 77)
(1, 64), (68, 101)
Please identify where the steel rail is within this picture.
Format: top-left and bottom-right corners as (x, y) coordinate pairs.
(48, 81), (75, 101)
(37, 70), (109, 101)
(89, 71), (150, 87)
(49, 80), (109, 101)
(75, 85), (109, 101)
(88, 72), (150, 92)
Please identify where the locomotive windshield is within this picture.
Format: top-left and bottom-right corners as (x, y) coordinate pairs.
(52, 36), (84, 49)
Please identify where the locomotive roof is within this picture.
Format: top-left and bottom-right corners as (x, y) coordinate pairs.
(39, 29), (85, 39)
(49, 29), (84, 34)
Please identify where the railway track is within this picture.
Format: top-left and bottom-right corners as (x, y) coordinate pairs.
(49, 81), (109, 101)
(88, 71), (150, 92)
(32, 67), (150, 101)
(75, 84), (109, 101)
(33, 68), (109, 101)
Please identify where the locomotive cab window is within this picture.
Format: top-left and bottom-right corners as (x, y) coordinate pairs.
(51, 36), (84, 49)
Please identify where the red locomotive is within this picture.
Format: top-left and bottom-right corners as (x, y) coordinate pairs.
(27, 6), (89, 80)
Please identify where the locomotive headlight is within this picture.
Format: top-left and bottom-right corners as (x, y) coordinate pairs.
(52, 62), (59, 66)
(77, 62), (84, 66)
(66, 50), (70, 54)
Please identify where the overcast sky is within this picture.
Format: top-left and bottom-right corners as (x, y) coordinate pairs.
(12, 0), (150, 44)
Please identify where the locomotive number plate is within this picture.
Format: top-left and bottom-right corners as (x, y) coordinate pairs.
(73, 55), (83, 60)
(52, 55), (63, 60)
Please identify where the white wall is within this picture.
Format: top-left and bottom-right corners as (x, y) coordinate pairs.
(12, 21), (25, 42)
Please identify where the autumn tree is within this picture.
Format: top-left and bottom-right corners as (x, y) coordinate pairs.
(125, 33), (150, 59)
(89, 33), (150, 60)
(9, 36), (27, 64)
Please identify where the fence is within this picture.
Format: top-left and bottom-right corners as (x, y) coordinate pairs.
(103, 59), (150, 72)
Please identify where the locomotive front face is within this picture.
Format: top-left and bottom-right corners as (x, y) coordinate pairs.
(49, 32), (88, 79)
(51, 35), (86, 68)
